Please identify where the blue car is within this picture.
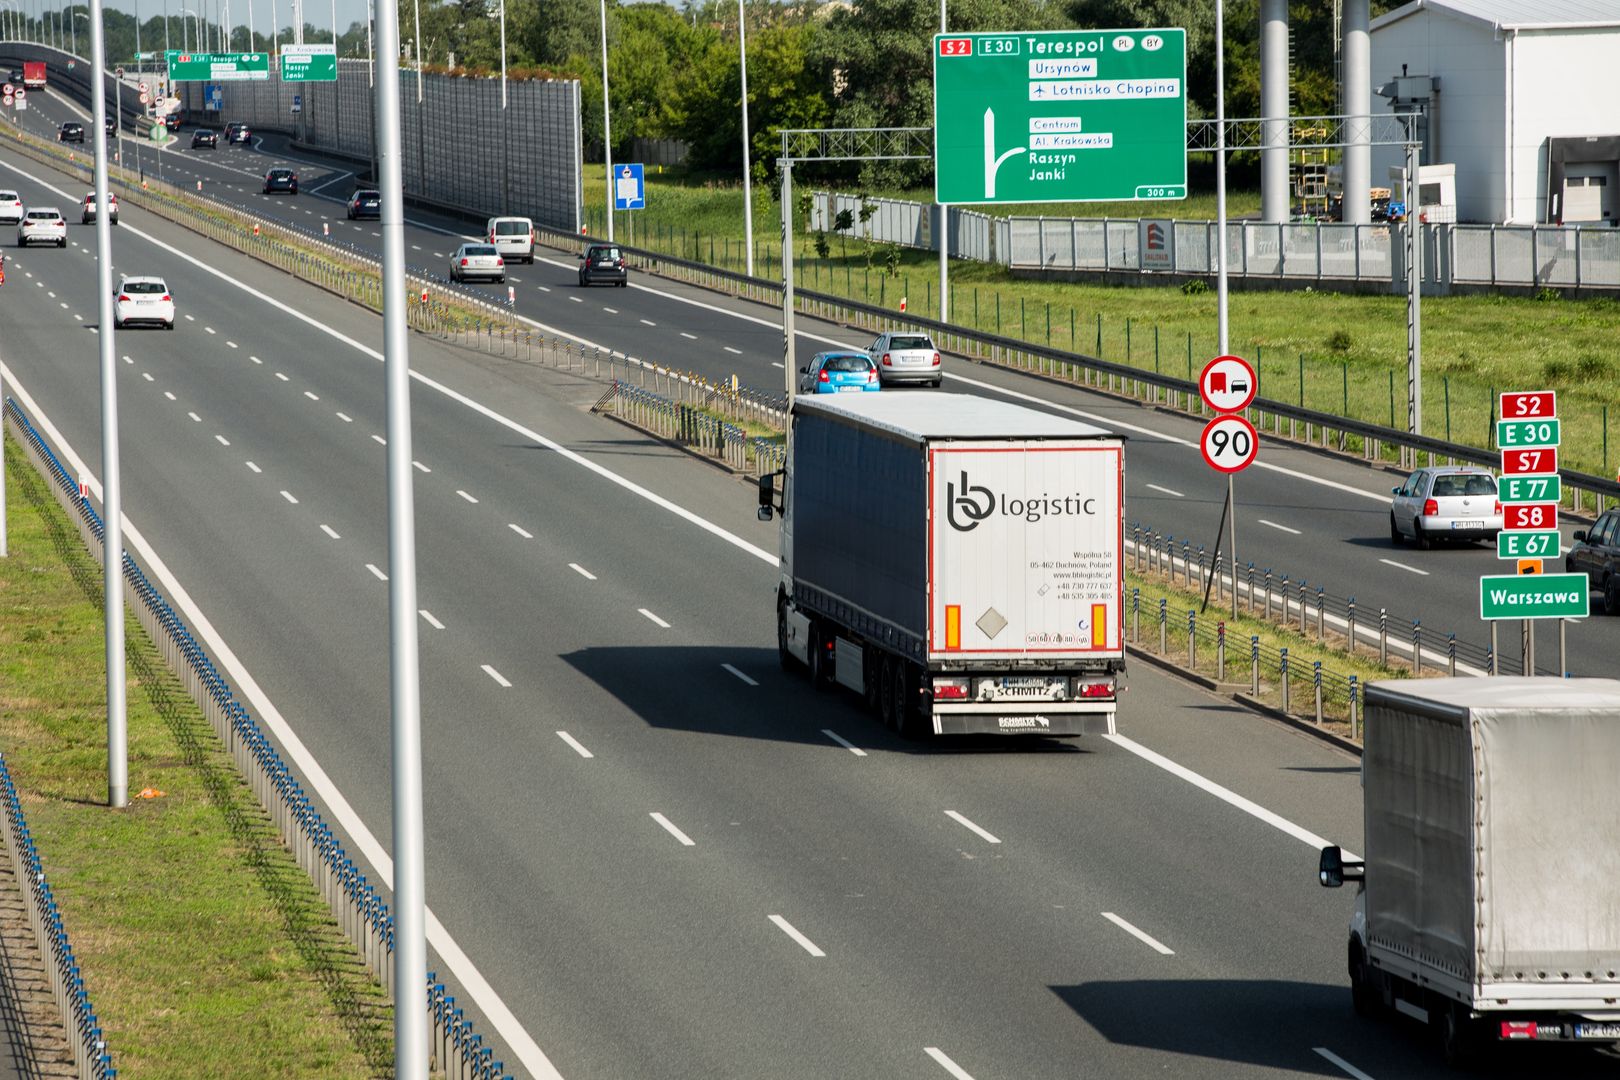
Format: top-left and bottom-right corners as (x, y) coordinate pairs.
(799, 351), (880, 394)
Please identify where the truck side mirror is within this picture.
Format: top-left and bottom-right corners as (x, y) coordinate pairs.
(757, 473), (775, 522)
(1318, 845), (1364, 888)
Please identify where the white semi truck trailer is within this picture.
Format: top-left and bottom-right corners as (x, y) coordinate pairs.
(759, 393), (1125, 737)
(1319, 677), (1620, 1066)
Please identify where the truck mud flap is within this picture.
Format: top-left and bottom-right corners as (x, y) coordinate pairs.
(932, 712), (1116, 737)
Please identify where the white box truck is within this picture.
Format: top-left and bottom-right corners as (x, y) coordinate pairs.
(1318, 677), (1620, 1066)
(758, 393), (1125, 736)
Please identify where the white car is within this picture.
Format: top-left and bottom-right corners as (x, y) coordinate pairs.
(0, 190), (23, 225)
(113, 276), (175, 330)
(17, 207), (67, 247)
(82, 191), (119, 225)
(449, 242), (505, 284)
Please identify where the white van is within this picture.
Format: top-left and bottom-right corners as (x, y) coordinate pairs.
(485, 216), (535, 264)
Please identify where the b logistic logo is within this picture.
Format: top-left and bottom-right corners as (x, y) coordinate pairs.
(945, 470), (1098, 533)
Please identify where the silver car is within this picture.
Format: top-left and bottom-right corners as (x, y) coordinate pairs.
(449, 242), (505, 284)
(868, 331), (941, 387)
(1389, 466), (1502, 548)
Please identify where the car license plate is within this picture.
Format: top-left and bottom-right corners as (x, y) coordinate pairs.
(1576, 1023), (1620, 1040)
(837, 386), (863, 393)
(1451, 520), (1483, 530)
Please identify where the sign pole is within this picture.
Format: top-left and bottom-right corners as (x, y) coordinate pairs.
(1522, 619), (1531, 676)
(781, 159), (795, 401)
(1214, 0), (1236, 619)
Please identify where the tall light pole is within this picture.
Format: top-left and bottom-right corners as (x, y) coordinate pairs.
(498, 0), (507, 212)
(1215, 0), (1236, 619)
(87, 0), (128, 811)
(162, 0), (169, 57)
(598, 0), (611, 240)
(71, 8), (83, 58)
(936, 0), (948, 322)
(737, 0), (752, 275)
(371, 0), (428, 1063)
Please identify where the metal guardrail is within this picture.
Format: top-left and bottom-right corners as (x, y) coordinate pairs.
(5, 395), (515, 1078)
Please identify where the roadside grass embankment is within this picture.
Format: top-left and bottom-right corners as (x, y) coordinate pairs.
(0, 433), (392, 1079)
(582, 165), (1620, 488)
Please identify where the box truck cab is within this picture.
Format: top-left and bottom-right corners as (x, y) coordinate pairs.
(22, 62), (46, 90)
(1319, 678), (1620, 1067)
(760, 393), (1125, 737)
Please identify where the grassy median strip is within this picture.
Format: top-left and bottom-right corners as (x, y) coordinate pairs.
(0, 436), (391, 1079)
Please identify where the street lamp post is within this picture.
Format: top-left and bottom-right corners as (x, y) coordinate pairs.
(737, 0), (752, 275)
(498, 0), (507, 213)
(71, 9), (84, 59)
(599, 0), (612, 240)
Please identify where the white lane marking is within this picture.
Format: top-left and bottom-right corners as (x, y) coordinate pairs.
(251, 355), (263, 364)
(412, 461), (430, 473)
(1259, 519), (1303, 535)
(187, 411), (202, 422)
(679, 332), (696, 340)
(721, 663), (758, 686)
(482, 664), (512, 688)
(122, 356), (133, 364)
(770, 361), (784, 369)
(163, 391), (176, 401)
(371, 434), (387, 445)
(1101, 912), (1175, 955)
(143, 373), (154, 382)
(535, 285), (550, 292)
(215, 435), (230, 446)
(456, 489), (479, 504)
(925, 1048), (977, 1080)
(419, 610), (445, 630)
(336, 411), (353, 422)
(639, 319), (656, 326)
(768, 916), (826, 958)
(1105, 733), (1360, 861)
(723, 346), (742, 354)
(945, 811), (1001, 845)
(411, 244), (421, 251)
(1145, 483), (1184, 498)
(1313, 1048), (1376, 1080)
(185, 314), (196, 321)
(304, 391), (319, 401)
(366, 563), (388, 581)
(569, 563), (597, 580)
(1378, 557), (1430, 576)
(245, 461), (262, 473)
(47, 291), (54, 298)
(639, 608), (671, 629)
(205, 326), (217, 335)
(320, 524), (341, 539)
(649, 812), (696, 847)
(509, 523), (533, 539)
(274, 371), (289, 381)
(602, 306), (618, 314)
(568, 296), (582, 303)
(556, 731), (594, 758)
(227, 340), (239, 349)
(280, 490), (299, 504)
(822, 730), (867, 757)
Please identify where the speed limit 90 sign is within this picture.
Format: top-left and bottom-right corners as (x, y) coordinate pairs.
(1200, 414), (1259, 474)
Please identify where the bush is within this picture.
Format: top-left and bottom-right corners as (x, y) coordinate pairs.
(1535, 286), (1562, 302)
(1326, 329), (1353, 352)
(1180, 278), (1210, 295)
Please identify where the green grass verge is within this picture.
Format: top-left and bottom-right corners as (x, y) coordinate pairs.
(580, 163), (1620, 483)
(0, 434), (392, 1079)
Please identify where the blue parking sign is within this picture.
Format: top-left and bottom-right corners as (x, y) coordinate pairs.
(613, 163), (645, 211)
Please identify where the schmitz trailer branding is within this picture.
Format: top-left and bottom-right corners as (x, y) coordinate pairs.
(928, 441), (1124, 657)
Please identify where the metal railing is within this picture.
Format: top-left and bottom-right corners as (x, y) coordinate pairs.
(5, 395), (514, 1079)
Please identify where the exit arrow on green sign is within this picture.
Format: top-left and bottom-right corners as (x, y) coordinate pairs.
(1479, 573), (1589, 620)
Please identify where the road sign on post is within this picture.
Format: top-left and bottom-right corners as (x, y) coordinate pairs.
(279, 44), (338, 82)
(613, 163), (645, 211)
(1480, 575), (1588, 620)
(932, 28), (1187, 205)
(164, 51), (270, 82)
(1199, 414), (1258, 474)
(1484, 388), (1571, 634)
(1199, 354), (1257, 414)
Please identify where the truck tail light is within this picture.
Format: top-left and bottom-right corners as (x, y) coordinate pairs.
(881, 352), (892, 366)
(932, 352), (941, 366)
(1500, 1021), (1538, 1040)
(1423, 498), (1439, 517)
(932, 678), (969, 700)
(1076, 678), (1115, 699)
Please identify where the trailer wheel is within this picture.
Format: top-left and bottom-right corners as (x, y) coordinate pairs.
(889, 660), (919, 737)
(777, 594), (797, 672)
(877, 657), (898, 730)
(808, 623), (833, 692)
(1440, 1001), (1484, 1069)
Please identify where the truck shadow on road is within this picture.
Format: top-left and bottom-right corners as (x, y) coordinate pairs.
(560, 645), (1093, 755)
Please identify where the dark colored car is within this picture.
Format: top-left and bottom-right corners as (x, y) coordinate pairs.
(577, 243), (627, 287)
(58, 121), (84, 143)
(191, 128), (218, 149)
(262, 168), (298, 195)
(346, 189), (381, 220)
(224, 121), (251, 144)
(104, 115), (117, 138)
(1568, 509), (1620, 614)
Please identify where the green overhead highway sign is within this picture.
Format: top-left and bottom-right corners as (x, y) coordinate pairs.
(1496, 417), (1560, 448)
(1499, 474), (1561, 504)
(932, 28), (1186, 206)
(279, 44), (337, 82)
(1479, 573), (1589, 620)
(165, 51), (269, 82)
(1497, 530), (1560, 560)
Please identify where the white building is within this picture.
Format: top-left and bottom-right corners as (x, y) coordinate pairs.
(1371, 0), (1620, 225)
